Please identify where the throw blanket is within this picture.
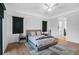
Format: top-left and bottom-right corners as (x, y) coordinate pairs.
(36, 36), (55, 40)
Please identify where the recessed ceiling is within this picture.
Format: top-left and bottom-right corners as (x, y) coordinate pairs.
(4, 3), (79, 18)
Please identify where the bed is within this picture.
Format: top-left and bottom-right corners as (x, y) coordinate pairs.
(26, 29), (58, 51)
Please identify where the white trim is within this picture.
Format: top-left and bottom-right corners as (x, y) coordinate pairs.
(5, 10), (47, 18)
(67, 39), (79, 44)
(49, 8), (79, 19)
(5, 7), (79, 19)
(16, 10), (47, 18)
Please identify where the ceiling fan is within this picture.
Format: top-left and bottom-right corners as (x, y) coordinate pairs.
(42, 3), (60, 11)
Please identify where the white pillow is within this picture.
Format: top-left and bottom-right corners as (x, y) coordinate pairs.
(37, 31), (41, 36)
(31, 32), (36, 36)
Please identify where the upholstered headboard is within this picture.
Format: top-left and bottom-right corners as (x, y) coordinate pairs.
(26, 29), (42, 36)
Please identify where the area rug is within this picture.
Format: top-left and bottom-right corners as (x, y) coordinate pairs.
(25, 43), (76, 55)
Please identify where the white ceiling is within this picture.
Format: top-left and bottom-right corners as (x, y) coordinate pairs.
(4, 3), (79, 18)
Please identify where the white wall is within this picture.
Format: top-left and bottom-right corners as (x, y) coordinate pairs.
(3, 12), (8, 53)
(23, 16), (51, 35)
(67, 12), (79, 43)
(49, 18), (59, 37)
(3, 11), (19, 53)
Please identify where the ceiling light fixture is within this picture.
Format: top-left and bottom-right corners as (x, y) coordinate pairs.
(43, 3), (59, 11)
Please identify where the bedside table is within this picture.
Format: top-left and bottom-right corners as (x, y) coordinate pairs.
(19, 36), (26, 43)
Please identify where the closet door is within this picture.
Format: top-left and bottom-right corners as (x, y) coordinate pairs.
(0, 17), (2, 55)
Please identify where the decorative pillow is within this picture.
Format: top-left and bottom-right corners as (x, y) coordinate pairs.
(31, 32), (36, 36)
(36, 31), (41, 36)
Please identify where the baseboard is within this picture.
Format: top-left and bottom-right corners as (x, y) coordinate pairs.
(67, 40), (79, 44)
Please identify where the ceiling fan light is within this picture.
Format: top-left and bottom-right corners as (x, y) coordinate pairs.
(42, 3), (59, 11)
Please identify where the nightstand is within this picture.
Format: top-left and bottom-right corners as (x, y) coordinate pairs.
(19, 35), (26, 43)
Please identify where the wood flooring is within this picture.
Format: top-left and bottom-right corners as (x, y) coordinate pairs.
(4, 39), (79, 55)
(4, 42), (30, 55)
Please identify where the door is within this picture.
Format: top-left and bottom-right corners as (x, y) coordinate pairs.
(58, 17), (67, 37)
(0, 17), (2, 54)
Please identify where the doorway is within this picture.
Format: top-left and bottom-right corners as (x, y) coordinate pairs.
(58, 17), (67, 37)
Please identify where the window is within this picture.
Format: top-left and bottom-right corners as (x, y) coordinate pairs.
(12, 16), (23, 34)
(42, 21), (47, 32)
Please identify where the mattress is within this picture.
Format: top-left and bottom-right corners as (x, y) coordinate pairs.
(28, 35), (55, 47)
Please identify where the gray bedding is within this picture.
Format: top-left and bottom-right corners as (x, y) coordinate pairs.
(36, 36), (55, 40)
